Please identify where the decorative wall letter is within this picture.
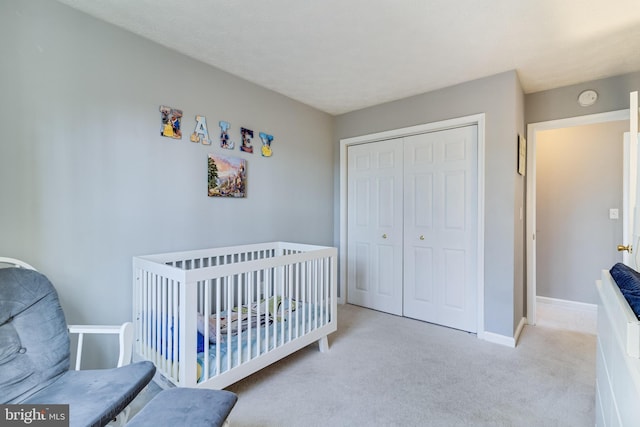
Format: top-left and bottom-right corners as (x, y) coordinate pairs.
(219, 121), (235, 149)
(190, 115), (212, 145)
(159, 105), (183, 139)
(259, 132), (274, 157)
(240, 128), (254, 153)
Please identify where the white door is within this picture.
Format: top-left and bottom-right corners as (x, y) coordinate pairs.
(347, 126), (478, 332)
(347, 138), (403, 315)
(403, 126), (478, 332)
(622, 132), (637, 267)
(624, 92), (640, 268)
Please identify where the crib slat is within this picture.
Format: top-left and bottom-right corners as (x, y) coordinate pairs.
(203, 279), (211, 383)
(237, 272), (243, 366)
(295, 261), (301, 333)
(152, 275), (159, 370)
(161, 278), (167, 371)
(172, 279), (180, 381)
(313, 258), (319, 330)
(321, 257), (327, 326)
(264, 267), (271, 355)
(226, 275), (232, 373)
(247, 271), (252, 363)
(215, 277), (221, 381)
(287, 263), (293, 342)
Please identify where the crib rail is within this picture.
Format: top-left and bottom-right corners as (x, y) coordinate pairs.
(133, 242), (337, 389)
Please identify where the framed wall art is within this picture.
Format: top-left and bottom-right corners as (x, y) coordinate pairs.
(208, 153), (247, 198)
(518, 134), (526, 176)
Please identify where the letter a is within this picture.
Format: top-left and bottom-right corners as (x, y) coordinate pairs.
(190, 115), (212, 145)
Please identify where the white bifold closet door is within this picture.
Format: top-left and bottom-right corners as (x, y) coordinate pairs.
(403, 126), (477, 332)
(347, 138), (404, 315)
(347, 125), (478, 333)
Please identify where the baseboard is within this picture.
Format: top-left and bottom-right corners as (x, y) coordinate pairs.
(482, 317), (526, 348)
(537, 296), (597, 312)
(483, 331), (515, 347)
(513, 316), (526, 346)
(536, 296), (597, 335)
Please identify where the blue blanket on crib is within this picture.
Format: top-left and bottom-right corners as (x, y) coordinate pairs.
(197, 301), (326, 381)
(155, 319), (246, 358)
(148, 298), (329, 383)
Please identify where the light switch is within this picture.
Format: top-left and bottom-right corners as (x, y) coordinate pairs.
(609, 208), (619, 220)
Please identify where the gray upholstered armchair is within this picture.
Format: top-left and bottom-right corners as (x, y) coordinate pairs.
(0, 259), (156, 427)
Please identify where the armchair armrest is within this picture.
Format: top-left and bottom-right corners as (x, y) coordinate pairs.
(0, 256), (36, 270)
(68, 322), (134, 370)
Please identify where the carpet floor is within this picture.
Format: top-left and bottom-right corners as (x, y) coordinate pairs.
(131, 303), (596, 426)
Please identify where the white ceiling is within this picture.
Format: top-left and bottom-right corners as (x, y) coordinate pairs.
(56, 0), (640, 115)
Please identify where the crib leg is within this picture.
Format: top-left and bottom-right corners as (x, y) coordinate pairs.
(318, 336), (329, 353)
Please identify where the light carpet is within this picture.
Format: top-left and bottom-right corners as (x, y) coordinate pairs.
(131, 304), (595, 426)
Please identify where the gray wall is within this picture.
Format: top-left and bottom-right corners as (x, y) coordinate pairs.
(526, 71), (640, 308)
(1, 0), (334, 367)
(526, 71), (640, 124)
(335, 71), (526, 337)
(536, 121), (626, 304)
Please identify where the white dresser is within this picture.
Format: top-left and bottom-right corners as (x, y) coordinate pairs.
(595, 269), (640, 426)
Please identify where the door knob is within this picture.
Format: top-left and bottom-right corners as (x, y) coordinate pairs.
(382, 234), (387, 239)
(419, 235), (425, 240)
(617, 244), (633, 253)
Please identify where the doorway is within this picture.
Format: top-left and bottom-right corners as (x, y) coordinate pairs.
(526, 110), (628, 327)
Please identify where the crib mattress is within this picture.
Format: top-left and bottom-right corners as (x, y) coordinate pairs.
(197, 301), (325, 381)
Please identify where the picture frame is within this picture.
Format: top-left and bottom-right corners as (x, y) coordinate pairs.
(518, 134), (526, 176)
(207, 153), (247, 198)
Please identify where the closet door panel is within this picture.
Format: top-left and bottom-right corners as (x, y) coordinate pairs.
(414, 173), (434, 228)
(347, 139), (403, 315)
(377, 176), (396, 227)
(354, 178), (370, 227)
(412, 246), (434, 302)
(403, 156), (437, 321)
(376, 244), (397, 296)
(443, 248), (465, 309)
(444, 171), (466, 230)
(403, 133), (438, 323)
(403, 126), (478, 332)
(353, 242), (370, 291)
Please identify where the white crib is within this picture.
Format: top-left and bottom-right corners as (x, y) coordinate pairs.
(132, 242), (337, 390)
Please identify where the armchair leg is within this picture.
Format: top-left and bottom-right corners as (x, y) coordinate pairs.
(106, 406), (130, 427)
